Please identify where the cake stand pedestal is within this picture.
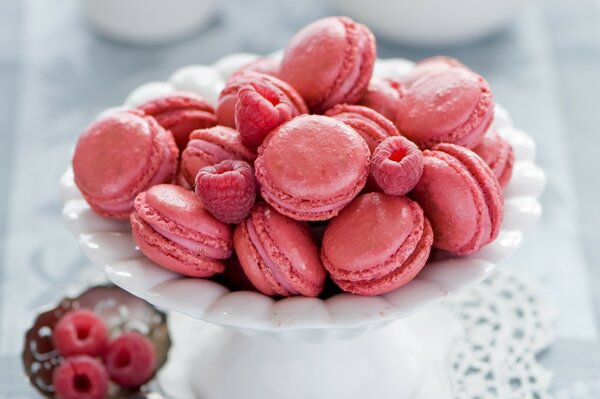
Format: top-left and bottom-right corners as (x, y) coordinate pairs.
(157, 267), (555, 399)
(158, 306), (460, 399)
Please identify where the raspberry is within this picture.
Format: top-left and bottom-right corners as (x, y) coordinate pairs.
(53, 309), (108, 357)
(105, 331), (157, 389)
(235, 83), (293, 148)
(195, 160), (257, 224)
(53, 356), (108, 399)
(370, 136), (424, 196)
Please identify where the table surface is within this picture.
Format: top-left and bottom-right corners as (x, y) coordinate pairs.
(1, 0), (600, 397)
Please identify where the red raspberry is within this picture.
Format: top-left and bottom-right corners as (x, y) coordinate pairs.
(105, 331), (157, 389)
(195, 160), (257, 224)
(371, 136), (424, 196)
(53, 356), (108, 399)
(53, 309), (108, 357)
(235, 83), (293, 148)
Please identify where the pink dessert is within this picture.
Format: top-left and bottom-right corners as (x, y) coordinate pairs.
(395, 67), (494, 149)
(195, 160), (257, 224)
(52, 356), (108, 399)
(130, 184), (232, 277)
(179, 126), (256, 187)
(255, 115), (370, 221)
(411, 143), (503, 255)
(72, 110), (178, 220)
(370, 136), (424, 196)
(216, 72), (307, 134)
(473, 129), (515, 188)
(279, 16), (376, 113)
(358, 78), (405, 121)
(138, 93), (217, 151)
(232, 57), (280, 78)
(325, 104), (400, 152)
(105, 332), (156, 389)
(321, 193), (433, 296)
(234, 202), (326, 297)
(401, 56), (467, 87)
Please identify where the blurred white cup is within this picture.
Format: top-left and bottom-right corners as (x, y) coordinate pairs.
(83, 0), (217, 45)
(327, 0), (523, 46)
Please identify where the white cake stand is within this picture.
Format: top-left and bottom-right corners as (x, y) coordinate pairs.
(60, 54), (546, 399)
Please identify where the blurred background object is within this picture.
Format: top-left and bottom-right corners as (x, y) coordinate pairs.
(83, 0), (217, 44)
(327, 0), (523, 46)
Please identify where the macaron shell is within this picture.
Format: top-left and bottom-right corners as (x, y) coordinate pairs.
(326, 104), (400, 152)
(139, 94), (217, 150)
(395, 68), (493, 149)
(336, 219), (433, 296)
(255, 115), (369, 211)
(131, 212), (225, 277)
(280, 17), (349, 109)
(180, 126), (256, 186)
(434, 143), (503, 244)
(473, 130), (514, 188)
(73, 111), (155, 200)
(140, 185), (232, 243)
(358, 78), (404, 121)
(321, 193), (433, 296)
(234, 203), (326, 297)
(279, 17), (375, 112)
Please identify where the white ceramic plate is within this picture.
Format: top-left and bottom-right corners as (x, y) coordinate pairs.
(61, 54), (545, 331)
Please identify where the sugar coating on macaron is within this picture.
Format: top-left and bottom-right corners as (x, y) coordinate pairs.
(395, 67), (494, 150)
(180, 126), (256, 187)
(411, 143), (503, 255)
(234, 202), (326, 297)
(325, 104), (400, 152)
(131, 184), (232, 277)
(358, 78), (405, 122)
(473, 129), (514, 188)
(139, 93), (217, 151)
(72, 110), (178, 220)
(321, 193), (433, 296)
(255, 115), (370, 221)
(279, 16), (376, 113)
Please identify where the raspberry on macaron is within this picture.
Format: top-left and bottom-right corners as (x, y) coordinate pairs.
(195, 160), (257, 224)
(370, 136), (424, 196)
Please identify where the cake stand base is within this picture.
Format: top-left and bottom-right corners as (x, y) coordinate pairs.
(158, 306), (461, 399)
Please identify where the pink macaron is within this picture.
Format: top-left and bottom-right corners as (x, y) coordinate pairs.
(130, 184), (232, 277)
(358, 78), (405, 122)
(321, 192), (433, 296)
(411, 143), (503, 255)
(279, 16), (376, 113)
(255, 115), (370, 221)
(216, 72), (307, 130)
(395, 67), (494, 150)
(234, 202), (326, 297)
(325, 104), (400, 152)
(179, 126), (256, 187)
(400, 56), (467, 88)
(232, 57), (280, 78)
(473, 129), (515, 188)
(138, 93), (217, 151)
(72, 110), (178, 220)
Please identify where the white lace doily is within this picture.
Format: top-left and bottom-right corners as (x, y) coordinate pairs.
(445, 267), (556, 399)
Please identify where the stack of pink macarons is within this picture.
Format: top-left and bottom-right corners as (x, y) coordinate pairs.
(72, 16), (515, 298)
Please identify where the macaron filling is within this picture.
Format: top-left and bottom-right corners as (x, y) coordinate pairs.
(186, 139), (238, 162)
(261, 189), (354, 215)
(148, 221), (232, 259)
(245, 217), (299, 295)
